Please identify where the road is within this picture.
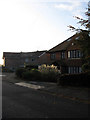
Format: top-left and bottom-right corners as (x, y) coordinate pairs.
(2, 80), (89, 118)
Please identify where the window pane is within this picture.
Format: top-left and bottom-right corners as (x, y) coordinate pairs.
(50, 53), (55, 60)
(76, 51), (78, 58)
(79, 51), (81, 58)
(68, 51), (70, 58)
(76, 67), (78, 73)
(70, 51), (74, 58)
(73, 67), (76, 74)
(79, 67), (82, 73)
(68, 67), (70, 74)
(71, 67), (73, 74)
(73, 50), (76, 58)
(61, 51), (65, 59)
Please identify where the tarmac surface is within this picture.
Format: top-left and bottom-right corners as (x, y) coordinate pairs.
(2, 80), (89, 118)
(2, 72), (90, 104)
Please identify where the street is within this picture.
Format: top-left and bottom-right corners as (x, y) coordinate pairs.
(2, 80), (89, 118)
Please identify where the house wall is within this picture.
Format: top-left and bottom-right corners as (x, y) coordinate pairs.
(47, 39), (83, 74)
(3, 51), (47, 71)
(4, 57), (21, 70)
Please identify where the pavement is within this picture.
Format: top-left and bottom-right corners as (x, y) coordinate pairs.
(2, 72), (90, 104)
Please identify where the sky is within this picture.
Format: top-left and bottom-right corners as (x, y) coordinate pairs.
(0, 0), (89, 65)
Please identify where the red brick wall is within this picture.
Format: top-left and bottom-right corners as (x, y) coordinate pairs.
(5, 57), (21, 68)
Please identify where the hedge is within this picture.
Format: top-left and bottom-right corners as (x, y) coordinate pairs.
(15, 68), (27, 78)
(57, 72), (90, 87)
(15, 68), (58, 82)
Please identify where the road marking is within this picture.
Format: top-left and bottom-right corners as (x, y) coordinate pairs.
(15, 82), (90, 104)
(0, 75), (6, 77)
(15, 82), (45, 90)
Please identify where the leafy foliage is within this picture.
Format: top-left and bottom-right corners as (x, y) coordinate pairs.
(15, 65), (59, 82)
(68, 2), (90, 72)
(58, 72), (90, 87)
(38, 64), (58, 73)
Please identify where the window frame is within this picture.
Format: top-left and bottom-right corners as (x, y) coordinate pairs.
(68, 50), (82, 59)
(68, 66), (82, 74)
(50, 53), (56, 60)
(61, 51), (65, 59)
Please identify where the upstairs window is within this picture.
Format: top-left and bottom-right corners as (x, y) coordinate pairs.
(68, 50), (82, 58)
(68, 51), (70, 58)
(50, 53), (55, 60)
(25, 58), (29, 63)
(75, 36), (80, 40)
(61, 51), (65, 59)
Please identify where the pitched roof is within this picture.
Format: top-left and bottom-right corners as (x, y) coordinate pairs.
(3, 50), (47, 59)
(48, 34), (77, 52)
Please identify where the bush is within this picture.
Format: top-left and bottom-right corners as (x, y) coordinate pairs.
(38, 64), (58, 74)
(22, 70), (32, 80)
(58, 72), (90, 87)
(15, 65), (59, 82)
(15, 68), (27, 78)
(22, 69), (41, 81)
(38, 64), (59, 82)
(2, 67), (14, 73)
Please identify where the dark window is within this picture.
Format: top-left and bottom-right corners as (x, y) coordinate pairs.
(61, 51), (65, 59)
(32, 58), (34, 61)
(50, 53), (55, 60)
(68, 67), (82, 74)
(68, 50), (82, 58)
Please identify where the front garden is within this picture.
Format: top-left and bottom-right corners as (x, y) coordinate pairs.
(15, 64), (59, 83)
(15, 64), (90, 87)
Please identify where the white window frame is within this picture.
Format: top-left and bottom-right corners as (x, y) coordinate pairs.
(68, 51), (70, 58)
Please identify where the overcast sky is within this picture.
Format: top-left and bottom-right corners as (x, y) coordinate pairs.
(0, 0), (89, 64)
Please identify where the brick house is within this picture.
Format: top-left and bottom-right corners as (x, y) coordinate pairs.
(3, 34), (84, 74)
(3, 51), (47, 71)
(47, 34), (83, 74)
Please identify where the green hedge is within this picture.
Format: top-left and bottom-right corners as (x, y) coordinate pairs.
(15, 68), (58, 82)
(15, 68), (27, 78)
(58, 72), (90, 87)
(41, 72), (58, 82)
(22, 69), (41, 81)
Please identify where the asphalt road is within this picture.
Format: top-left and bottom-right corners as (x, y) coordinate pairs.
(2, 80), (89, 119)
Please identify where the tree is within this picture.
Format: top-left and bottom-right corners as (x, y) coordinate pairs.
(68, 1), (90, 72)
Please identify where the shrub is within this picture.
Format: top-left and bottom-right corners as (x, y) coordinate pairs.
(82, 62), (90, 72)
(58, 72), (90, 87)
(2, 67), (14, 73)
(15, 68), (27, 78)
(40, 71), (58, 82)
(38, 64), (58, 74)
(22, 69), (41, 81)
(22, 70), (32, 80)
(38, 64), (59, 82)
(15, 65), (59, 82)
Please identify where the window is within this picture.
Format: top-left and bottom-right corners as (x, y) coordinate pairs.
(32, 58), (34, 61)
(61, 51), (65, 59)
(67, 38), (71, 41)
(68, 51), (70, 58)
(70, 51), (74, 58)
(68, 50), (82, 58)
(25, 58), (29, 63)
(68, 67), (82, 74)
(79, 67), (82, 73)
(50, 53), (55, 60)
(75, 36), (80, 40)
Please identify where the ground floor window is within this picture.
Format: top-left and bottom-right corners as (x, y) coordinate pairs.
(68, 66), (82, 74)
